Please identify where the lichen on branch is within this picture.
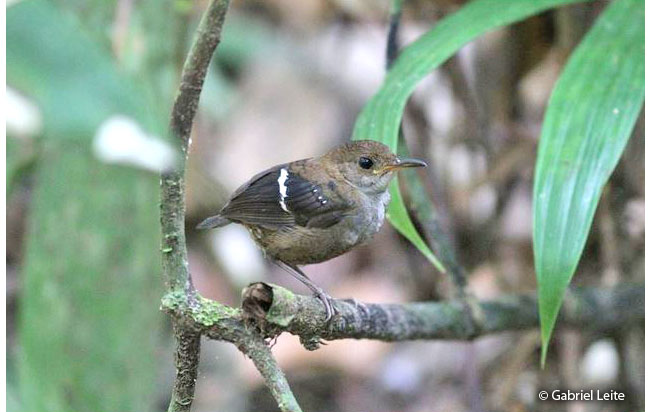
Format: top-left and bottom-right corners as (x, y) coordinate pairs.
(160, 1), (302, 411)
(239, 282), (643, 350)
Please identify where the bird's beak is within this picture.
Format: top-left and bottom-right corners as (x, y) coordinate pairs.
(379, 157), (427, 174)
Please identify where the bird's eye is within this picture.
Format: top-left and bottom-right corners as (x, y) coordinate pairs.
(358, 156), (374, 169)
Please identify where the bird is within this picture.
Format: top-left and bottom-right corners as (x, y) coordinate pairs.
(197, 140), (426, 320)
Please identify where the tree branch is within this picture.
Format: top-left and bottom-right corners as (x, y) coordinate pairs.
(238, 283), (643, 348)
(162, 291), (303, 412)
(160, 1), (301, 411)
(161, 283), (642, 349)
(167, 326), (201, 412)
(162, 0), (231, 294)
(161, 276), (640, 409)
(161, 2), (232, 410)
(238, 338), (304, 412)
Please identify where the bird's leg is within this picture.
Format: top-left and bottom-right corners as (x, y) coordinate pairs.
(274, 261), (336, 321)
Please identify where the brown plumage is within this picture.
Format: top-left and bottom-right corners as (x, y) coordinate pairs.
(198, 140), (426, 320)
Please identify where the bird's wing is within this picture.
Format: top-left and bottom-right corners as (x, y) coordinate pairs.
(219, 163), (351, 229)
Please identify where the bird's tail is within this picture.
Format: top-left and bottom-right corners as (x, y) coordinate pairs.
(196, 215), (231, 229)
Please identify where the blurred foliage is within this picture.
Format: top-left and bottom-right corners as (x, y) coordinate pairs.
(7, 0), (285, 409)
(533, 0), (643, 365)
(7, 0), (168, 139)
(6, 136), (36, 198)
(18, 142), (163, 411)
(7, 0), (176, 410)
(199, 12), (279, 119)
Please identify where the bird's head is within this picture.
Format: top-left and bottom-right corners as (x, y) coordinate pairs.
(323, 140), (427, 195)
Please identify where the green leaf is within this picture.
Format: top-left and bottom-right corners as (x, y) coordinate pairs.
(19, 142), (164, 412)
(533, 0), (643, 365)
(387, 180), (446, 271)
(8, 1), (170, 410)
(352, 0), (589, 271)
(7, 0), (168, 139)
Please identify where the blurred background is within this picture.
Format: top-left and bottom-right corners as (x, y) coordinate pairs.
(6, 0), (644, 411)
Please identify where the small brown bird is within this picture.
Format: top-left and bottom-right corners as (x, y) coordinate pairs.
(197, 140), (426, 319)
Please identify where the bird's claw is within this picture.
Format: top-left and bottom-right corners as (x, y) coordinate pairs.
(313, 289), (338, 322)
(314, 294), (370, 323)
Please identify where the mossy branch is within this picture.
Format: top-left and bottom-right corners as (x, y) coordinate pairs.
(160, 1), (302, 411)
(160, 283), (642, 351)
(238, 283), (643, 349)
(162, 291), (303, 412)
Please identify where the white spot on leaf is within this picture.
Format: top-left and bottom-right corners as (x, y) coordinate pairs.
(6, 88), (42, 138)
(93, 115), (177, 172)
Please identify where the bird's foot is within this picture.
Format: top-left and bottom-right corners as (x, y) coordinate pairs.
(313, 289), (338, 322)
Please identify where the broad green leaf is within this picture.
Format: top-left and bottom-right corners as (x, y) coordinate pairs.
(352, 0), (589, 271)
(386, 180), (445, 271)
(8, 1), (169, 410)
(19, 142), (163, 412)
(533, 0), (643, 365)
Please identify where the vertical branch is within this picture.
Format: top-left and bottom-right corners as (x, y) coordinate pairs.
(161, 1), (231, 412)
(170, 0), (231, 151)
(168, 326), (202, 412)
(161, 169), (192, 293)
(162, 0), (231, 293)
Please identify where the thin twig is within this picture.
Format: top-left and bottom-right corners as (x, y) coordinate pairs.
(597, 185), (621, 286)
(386, 0), (403, 69)
(111, 0), (134, 61)
(162, 3), (231, 411)
(162, 291), (303, 412)
(161, 2), (303, 411)
(162, 0), (231, 293)
(239, 338), (303, 412)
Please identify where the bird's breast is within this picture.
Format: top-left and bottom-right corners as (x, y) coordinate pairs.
(348, 189), (390, 242)
(371, 190), (391, 233)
